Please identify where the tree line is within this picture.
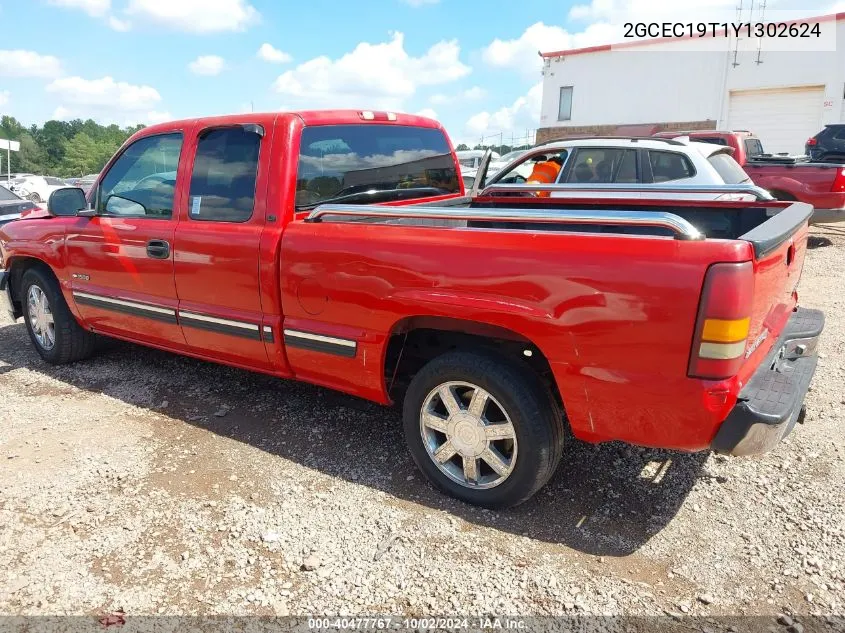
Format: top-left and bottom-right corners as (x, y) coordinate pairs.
(0, 115), (144, 178)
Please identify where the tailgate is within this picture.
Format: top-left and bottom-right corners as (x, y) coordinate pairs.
(740, 202), (813, 373)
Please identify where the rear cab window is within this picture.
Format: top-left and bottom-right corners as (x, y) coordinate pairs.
(295, 125), (459, 209)
(708, 153), (751, 184)
(744, 138), (764, 157)
(693, 137), (729, 146)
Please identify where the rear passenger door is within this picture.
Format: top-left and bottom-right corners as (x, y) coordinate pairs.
(552, 147), (639, 198)
(173, 123), (273, 370)
(558, 147), (639, 184)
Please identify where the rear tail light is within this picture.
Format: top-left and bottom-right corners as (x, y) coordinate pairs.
(831, 168), (845, 193)
(806, 137), (818, 146)
(688, 262), (754, 380)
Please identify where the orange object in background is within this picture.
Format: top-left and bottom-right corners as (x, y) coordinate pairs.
(527, 160), (561, 197)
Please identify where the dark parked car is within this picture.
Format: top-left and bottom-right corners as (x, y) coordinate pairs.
(806, 124), (845, 163)
(0, 184), (39, 227)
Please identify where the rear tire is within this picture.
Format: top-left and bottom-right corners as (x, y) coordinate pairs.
(27, 192), (42, 203)
(20, 267), (96, 364)
(403, 350), (564, 508)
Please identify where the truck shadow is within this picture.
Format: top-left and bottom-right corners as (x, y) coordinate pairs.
(0, 324), (707, 557)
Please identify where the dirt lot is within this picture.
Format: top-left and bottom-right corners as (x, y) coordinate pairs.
(1, 228), (843, 625)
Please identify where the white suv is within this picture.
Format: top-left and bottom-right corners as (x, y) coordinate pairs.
(485, 137), (754, 199)
(9, 175), (67, 204)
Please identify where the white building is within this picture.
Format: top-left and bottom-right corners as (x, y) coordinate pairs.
(538, 12), (845, 155)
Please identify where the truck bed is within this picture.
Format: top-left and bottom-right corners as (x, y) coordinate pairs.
(359, 192), (812, 252)
(286, 194), (812, 450)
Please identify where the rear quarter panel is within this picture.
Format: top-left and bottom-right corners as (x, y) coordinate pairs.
(280, 222), (752, 450)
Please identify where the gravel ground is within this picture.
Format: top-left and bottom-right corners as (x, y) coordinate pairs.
(0, 228), (843, 627)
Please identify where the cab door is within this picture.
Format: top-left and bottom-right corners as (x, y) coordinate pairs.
(65, 131), (188, 348)
(172, 121), (274, 370)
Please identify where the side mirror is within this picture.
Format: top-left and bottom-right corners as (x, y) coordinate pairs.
(47, 187), (89, 217)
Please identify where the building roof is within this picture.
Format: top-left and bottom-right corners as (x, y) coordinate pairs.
(540, 11), (845, 59)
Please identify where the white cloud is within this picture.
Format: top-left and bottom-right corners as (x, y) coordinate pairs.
(46, 76), (161, 110)
(466, 82), (543, 137)
(482, 22), (616, 74)
(46, 76), (163, 123)
(273, 32), (470, 110)
(188, 55), (225, 76)
(403, 0), (439, 5)
(429, 86), (486, 105)
(48, 0), (131, 31)
(108, 15), (131, 31)
(257, 43), (291, 64)
(415, 108), (438, 119)
(51, 105), (72, 120)
(0, 91), (9, 107)
(145, 110), (172, 124)
(48, 0), (110, 17)
(126, 0), (259, 33)
(52, 105), (172, 126)
(0, 49), (63, 78)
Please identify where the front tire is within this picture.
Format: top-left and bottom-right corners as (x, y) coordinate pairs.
(21, 267), (96, 364)
(27, 192), (42, 203)
(403, 350), (564, 508)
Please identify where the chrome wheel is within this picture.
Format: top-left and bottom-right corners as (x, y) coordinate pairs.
(27, 285), (55, 351)
(419, 381), (518, 489)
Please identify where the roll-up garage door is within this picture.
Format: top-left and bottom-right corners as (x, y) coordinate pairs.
(727, 86), (825, 155)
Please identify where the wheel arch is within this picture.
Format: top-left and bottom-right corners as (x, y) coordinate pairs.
(382, 315), (565, 416)
(768, 189), (797, 201)
(6, 256), (58, 317)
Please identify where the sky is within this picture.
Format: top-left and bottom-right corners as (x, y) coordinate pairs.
(1, 0), (843, 147)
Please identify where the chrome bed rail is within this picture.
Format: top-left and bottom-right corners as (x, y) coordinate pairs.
(478, 182), (775, 200)
(305, 204), (705, 241)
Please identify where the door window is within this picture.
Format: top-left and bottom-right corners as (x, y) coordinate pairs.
(188, 127), (262, 223)
(565, 148), (629, 183)
(96, 133), (182, 218)
(613, 150), (638, 183)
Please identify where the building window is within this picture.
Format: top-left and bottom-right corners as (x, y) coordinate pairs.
(558, 86), (573, 121)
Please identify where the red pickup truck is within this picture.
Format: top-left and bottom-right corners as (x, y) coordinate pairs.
(654, 130), (845, 223)
(0, 111), (824, 507)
